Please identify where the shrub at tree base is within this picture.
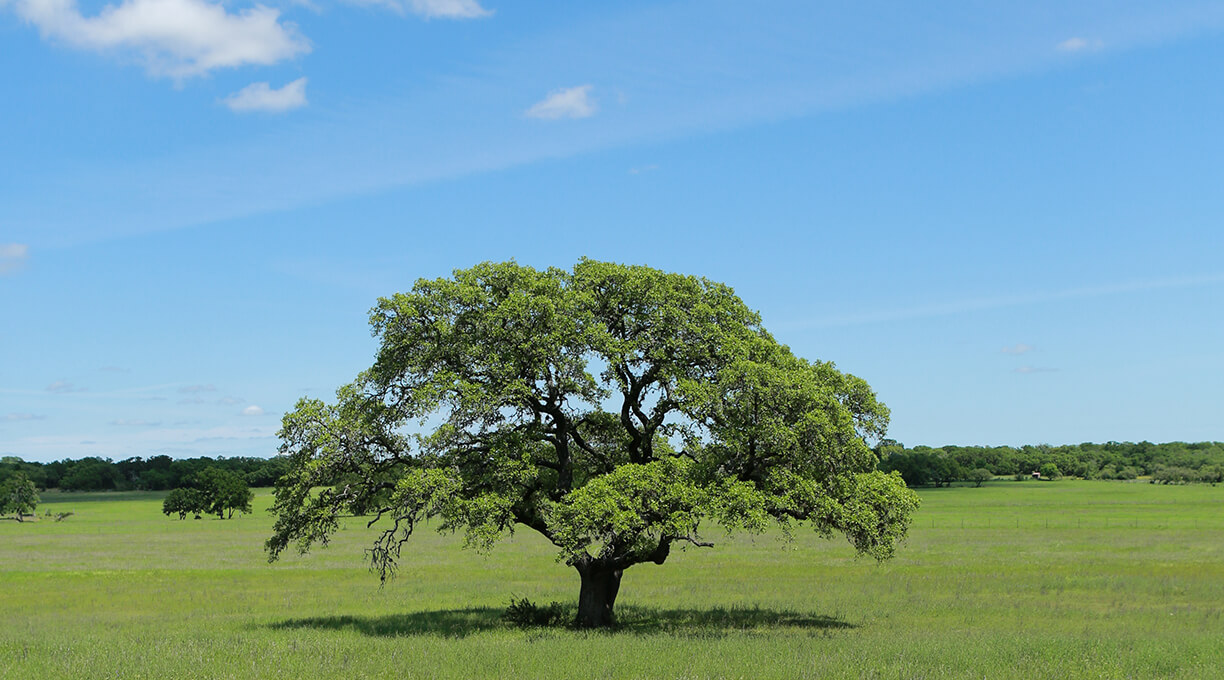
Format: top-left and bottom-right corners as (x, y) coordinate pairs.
(502, 598), (570, 628)
(266, 259), (920, 628)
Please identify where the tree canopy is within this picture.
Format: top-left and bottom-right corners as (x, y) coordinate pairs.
(1, 470), (39, 521)
(196, 468), (254, 519)
(266, 259), (919, 627)
(162, 487), (208, 520)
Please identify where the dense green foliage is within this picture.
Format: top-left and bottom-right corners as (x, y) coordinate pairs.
(267, 259), (919, 627)
(0, 470), (39, 521)
(2, 483), (1222, 678)
(6, 438), (1221, 495)
(878, 440), (1224, 487)
(196, 468), (254, 519)
(160, 468), (253, 520)
(0, 454), (292, 492)
(161, 487), (208, 520)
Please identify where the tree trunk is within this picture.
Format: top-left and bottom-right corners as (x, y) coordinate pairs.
(575, 564), (622, 628)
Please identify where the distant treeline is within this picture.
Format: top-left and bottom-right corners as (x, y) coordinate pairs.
(0, 455), (292, 492)
(4, 440), (1224, 492)
(877, 441), (1224, 487)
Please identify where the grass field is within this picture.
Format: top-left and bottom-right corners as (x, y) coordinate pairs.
(2, 480), (1222, 679)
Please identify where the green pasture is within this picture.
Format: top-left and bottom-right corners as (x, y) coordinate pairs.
(2, 481), (1222, 679)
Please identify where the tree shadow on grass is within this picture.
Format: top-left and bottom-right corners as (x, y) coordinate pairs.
(614, 605), (857, 637)
(265, 605), (855, 639)
(266, 608), (504, 639)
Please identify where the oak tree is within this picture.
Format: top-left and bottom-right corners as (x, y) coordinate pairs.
(1, 470), (39, 521)
(267, 260), (919, 627)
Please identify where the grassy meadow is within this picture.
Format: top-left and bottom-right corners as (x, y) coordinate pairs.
(2, 480), (1222, 679)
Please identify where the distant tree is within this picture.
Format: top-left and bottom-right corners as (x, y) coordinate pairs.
(197, 468), (253, 519)
(162, 488), (208, 520)
(1039, 463), (1061, 480)
(1, 471), (40, 521)
(968, 468), (992, 488)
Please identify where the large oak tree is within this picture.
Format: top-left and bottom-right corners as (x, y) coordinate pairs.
(266, 259), (919, 627)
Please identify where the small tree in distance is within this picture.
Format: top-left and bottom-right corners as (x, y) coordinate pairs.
(1039, 463), (1061, 480)
(162, 487), (208, 520)
(266, 259), (920, 628)
(1, 471), (39, 521)
(968, 469), (992, 487)
(197, 468), (253, 519)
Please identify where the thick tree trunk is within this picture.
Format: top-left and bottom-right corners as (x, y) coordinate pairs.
(575, 564), (622, 628)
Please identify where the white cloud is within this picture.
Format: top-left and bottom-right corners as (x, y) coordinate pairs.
(9, 0), (311, 79)
(217, 396), (243, 405)
(111, 419), (161, 426)
(349, 0), (491, 19)
(1001, 343), (1033, 355)
(242, 405), (265, 416)
(0, 243), (29, 275)
(525, 84), (597, 120)
(3, 413), (45, 421)
(223, 77), (307, 113)
(1057, 37), (1103, 52)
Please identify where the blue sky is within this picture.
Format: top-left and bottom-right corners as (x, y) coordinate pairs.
(2, 0), (1223, 462)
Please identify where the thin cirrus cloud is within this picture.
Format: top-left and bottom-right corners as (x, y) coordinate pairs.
(7, 0), (310, 79)
(223, 77), (308, 113)
(525, 85), (597, 120)
(45, 380), (83, 393)
(3, 413), (46, 421)
(350, 0), (492, 19)
(1057, 36), (1104, 52)
(0, 243), (29, 275)
(178, 384), (216, 394)
(1001, 343), (1034, 355)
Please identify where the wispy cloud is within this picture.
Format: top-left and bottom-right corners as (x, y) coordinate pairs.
(1015, 366), (1058, 374)
(242, 405), (266, 416)
(526, 84), (597, 120)
(111, 418), (161, 426)
(9, 423), (278, 459)
(784, 272), (1224, 330)
(223, 77), (308, 113)
(349, 0), (491, 18)
(3, 413), (45, 422)
(178, 384), (216, 394)
(8, 0), (311, 79)
(45, 380), (83, 393)
(10, 3), (1224, 247)
(0, 243), (29, 275)
(1002, 343), (1034, 355)
(1057, 37), (1104, 52)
